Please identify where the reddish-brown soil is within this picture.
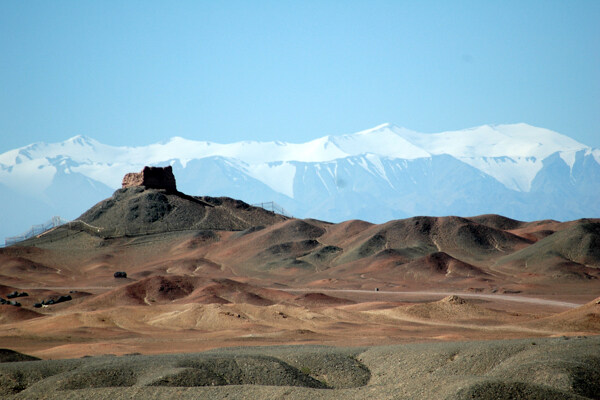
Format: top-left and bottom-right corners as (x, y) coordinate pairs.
(1, 188), (599, 359)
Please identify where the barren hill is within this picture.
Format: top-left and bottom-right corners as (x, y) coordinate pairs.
(467, 214), (526, 231)
(0, 169), (599, 371)
(78, 187), (287, 235)
(523, 296), (600, 333)
(4, 184), (600, 289)
(495, 219), (600, 280)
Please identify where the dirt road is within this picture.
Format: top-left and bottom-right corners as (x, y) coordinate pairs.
(276, 288), (583, 308)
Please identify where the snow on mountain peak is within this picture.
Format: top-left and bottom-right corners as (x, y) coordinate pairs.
(356, 122), (395, 133)
(333, 124), (431, 160)
(65, 135), (96, 146)
(388, 123), (591, 192)
(0, 123), (594, 197)
(397, 123), (588, 159)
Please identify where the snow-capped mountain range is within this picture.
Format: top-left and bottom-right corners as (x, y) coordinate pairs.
(1, 123), (599, 241)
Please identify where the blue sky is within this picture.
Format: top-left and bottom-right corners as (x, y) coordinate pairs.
(1, 0), (598, 152)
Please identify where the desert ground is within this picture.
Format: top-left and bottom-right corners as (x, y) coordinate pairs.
(1, 186), (599, 398)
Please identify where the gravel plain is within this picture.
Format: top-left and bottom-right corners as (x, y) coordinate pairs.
(1, 335), (598, 399)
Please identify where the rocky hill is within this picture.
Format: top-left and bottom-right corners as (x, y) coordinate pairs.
(68, 166), (287, 236)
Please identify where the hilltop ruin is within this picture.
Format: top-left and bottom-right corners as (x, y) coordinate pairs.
(121, 166), (177, 191)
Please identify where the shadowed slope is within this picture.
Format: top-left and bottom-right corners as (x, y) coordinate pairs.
(78, 187), (287, 235)
(0, 305), (44, 324)
(183, 279), (295, 306)
(293, 293), (355, 307)
(0, 349), (40, 363)
(395, 252), (491, 281)
(336, 216), (531, 267)
(74, 276), (295, 310)
(495, 220), (600, 280)
(201, 219), (330, 276)
(75, 275), (201, 310)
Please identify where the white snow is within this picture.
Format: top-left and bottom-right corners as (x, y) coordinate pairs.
(0, 157), (56, 194)
(558, 150), (579, 170)
(364, 154), (394, 187)
(588, 148), (600, 165)
(356, 157), (370, 172)
(0, 123), (594, 196)
(393, 123), (590, 191)
(244, 162), (296, 198)
(460, 156), (543, 192)
(395, 123), (587, 159)
(314, 167), (331, 194)
(331, 124), (431, 159)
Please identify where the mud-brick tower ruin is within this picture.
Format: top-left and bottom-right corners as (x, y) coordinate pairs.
(121, 166), (177, 191)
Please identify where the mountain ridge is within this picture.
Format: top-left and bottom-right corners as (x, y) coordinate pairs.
(1, 123), (599, 240)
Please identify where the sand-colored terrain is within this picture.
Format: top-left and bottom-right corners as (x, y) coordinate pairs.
(1, 186), (599, 398)
(1, 336), (598, 399)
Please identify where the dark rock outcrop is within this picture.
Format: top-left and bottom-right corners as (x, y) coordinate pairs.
(40, 294), (72, 306)
(6, 291), (28, 299)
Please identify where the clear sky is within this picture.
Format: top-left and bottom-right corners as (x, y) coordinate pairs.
(1, 0), (598, 153)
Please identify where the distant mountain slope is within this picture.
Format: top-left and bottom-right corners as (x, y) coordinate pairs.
(1, 123), (599, 240)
